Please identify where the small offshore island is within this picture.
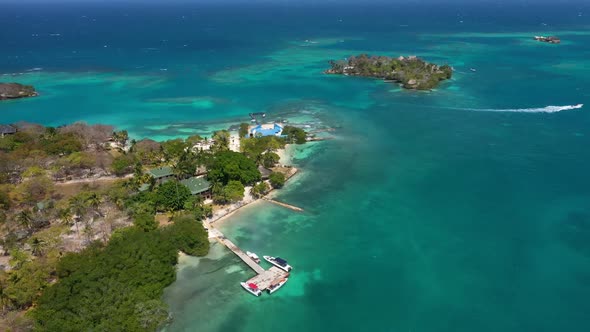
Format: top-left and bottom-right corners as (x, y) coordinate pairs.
(534, 35), (561, 44)
(0, 83), (38, 100)
(326, 54), (453, 90)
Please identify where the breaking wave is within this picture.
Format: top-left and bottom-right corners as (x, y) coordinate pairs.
(468, 104), (583, 113)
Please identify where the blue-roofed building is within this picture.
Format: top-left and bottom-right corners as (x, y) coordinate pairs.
(249, 123), (283, 138)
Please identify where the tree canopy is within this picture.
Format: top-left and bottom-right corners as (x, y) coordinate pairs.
(207, 151), (260, 186)
(269, 172), (286, 188)
(154, 181), (192, 212)
(327, 54), (453, 90)
(214, 180), (245, 204)
(282, 126), (307, 144)
(31, 217), (209, 332)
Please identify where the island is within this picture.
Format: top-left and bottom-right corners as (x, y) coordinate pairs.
(325, 54), (453, 90)
(534, 36), (560, 44)
(0, 83), (38, 100)
(0, 118), (326, 331)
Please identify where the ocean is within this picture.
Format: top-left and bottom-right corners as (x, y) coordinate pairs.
(2, 1), (590, 331)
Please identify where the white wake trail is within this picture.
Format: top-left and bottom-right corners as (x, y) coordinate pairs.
(467, 104), (583, 113)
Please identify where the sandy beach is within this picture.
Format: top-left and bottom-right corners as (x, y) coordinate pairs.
(205, 144), (299, 228)
(277, 144), (296, 165)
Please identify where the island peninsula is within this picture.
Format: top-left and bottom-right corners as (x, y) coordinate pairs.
(326, 54), (453, 90)
(0, 83), (38, 100)
(0, 118), (322, 330)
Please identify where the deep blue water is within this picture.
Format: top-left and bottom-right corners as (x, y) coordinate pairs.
(2, 2), (590, 331)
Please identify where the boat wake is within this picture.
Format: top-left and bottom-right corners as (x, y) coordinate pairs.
(467, 104), (583, 113)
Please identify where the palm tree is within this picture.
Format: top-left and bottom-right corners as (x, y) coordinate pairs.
(122, 177), (140, 192)
(69, 196), (87, 237)
(30, 237), (46, 257)
(212, 130), (230, 152)
(133, 162), (143, 177)
(58, 207), (74, 231)
(175, 151), (196, 179)
(83, 222), (95, 244)
(112, 196), (125, 210)
(86, 192), (102, 217)
(112, 130), (129, 149)
(16, 209), (33, 231)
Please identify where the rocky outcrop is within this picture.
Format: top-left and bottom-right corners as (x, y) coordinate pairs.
(534, 36), (560, 44)
(0, 83), (38, 100)
(326, 54), (453, 90)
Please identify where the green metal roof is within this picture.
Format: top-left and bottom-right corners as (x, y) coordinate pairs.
(180, 177), (212, 195)
(148, 166), (174, 178)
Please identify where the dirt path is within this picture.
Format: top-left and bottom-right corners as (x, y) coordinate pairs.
(55, 174), (133, 186)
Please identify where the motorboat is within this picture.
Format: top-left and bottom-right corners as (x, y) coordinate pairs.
(267, 276), (289, 294)
(246, 251), (261, 264)
(241, 282), (262, 296)
(263, 256), (292, 272)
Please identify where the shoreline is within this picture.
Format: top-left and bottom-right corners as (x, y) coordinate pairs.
(203, 143), (302, 231)
(206, 164), (300, 229)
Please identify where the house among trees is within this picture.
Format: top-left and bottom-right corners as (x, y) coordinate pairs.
(258, 165), (273, 180)
(249, 123), (283, 138)
(0, 124), (17, 137)
(192, 139), (214, 151)
(148, 166), (175, 184)
(145, 167), (212, 198)
(180, 176), (212, 199)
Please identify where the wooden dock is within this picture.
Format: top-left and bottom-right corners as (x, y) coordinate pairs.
(204, 221), (290, 292)
(262, 198), (304, 212)
(246, 267), (288, 291)
(217, 237), (265, 274)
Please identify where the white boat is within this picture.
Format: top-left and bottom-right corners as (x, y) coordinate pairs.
(263, 256), (292, 272)
(241, 282), (261, 296)
(573, 104), (584, 109)
(267, 276), (289, 294)
(246, 251), (261, 264)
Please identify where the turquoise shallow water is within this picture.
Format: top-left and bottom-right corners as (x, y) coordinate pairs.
(2, 2), (590, 331)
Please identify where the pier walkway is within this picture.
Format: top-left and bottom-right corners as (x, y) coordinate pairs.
(262, 198), (304, 212)
(216, 236), (265, 274)
(204, 220), (289, 292)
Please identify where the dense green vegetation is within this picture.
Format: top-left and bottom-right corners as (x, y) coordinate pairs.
(213, 180), (245, 204)
(241, 135), (285, 166)
(154, 181), (192, 212)
(269, 172), (286, 188)
(111, 154), (137, 176)
(31, 215), (209, 332)
(207, 150), (260, 186)
(327, 54), (453, 90)
(251, 181), (270, 198)
(282, 126), (307, 144)
(239, 123), (249, 138)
